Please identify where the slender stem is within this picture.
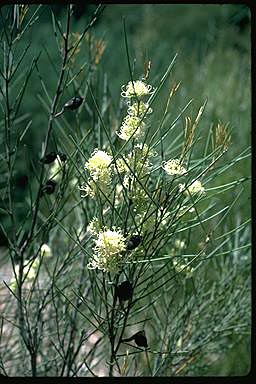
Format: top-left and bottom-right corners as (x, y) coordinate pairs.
(20, 6), (71, 256)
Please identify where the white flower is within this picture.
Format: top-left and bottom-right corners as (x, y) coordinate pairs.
(85, 149), (112, 179)
(127, 101), (152, 117)
(179, 180), (205, 196)
(95, 229), (126, 256)
(40, 243), (52, 258)
(123, 174), (136, 189)
(163, 159), (187, 176)
(80, 176), (112, 199)
(121, 80), (153, 98)
(115, 158), (129, 174)
(115, 144), (155, 175)
(132, 143), (156, 161)
(88, 228), (126, 273)
(83, 149), (113, 198)
(116, 115), (145, 141)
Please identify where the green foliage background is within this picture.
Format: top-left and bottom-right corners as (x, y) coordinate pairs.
(0, 3), (251, 375)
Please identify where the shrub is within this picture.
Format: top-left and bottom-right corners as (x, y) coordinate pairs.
(0, 5), (250, 377)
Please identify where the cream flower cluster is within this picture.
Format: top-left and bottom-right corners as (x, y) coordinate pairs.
(87, 227), (126, 273)
(116, 144), (154, 176)
(117, 80), (153, 141)
(179, 180), (205, 196)
(83, 149), (113, 198)
(127, 101), (152, 117)
(121, 80), (153, 98)
(117, 115), (145, 141)
(163, 159), (187, 176)
(85, 149), (112, 179)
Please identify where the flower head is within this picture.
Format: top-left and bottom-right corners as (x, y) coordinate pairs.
(115, 144), (154, 177)
(116, 158), (129, 174)
(163, 159), (187, 176)
(132, 143), (155, 159)
(88, 228), (126, 273)
(82, 149), (113, 198)
(85, 149), (112, 179)
(121, 80), (153, 98)
(179, 180), (205, 196)
(40, 243), (52, 258)
(116, 115), (145, 141)
(80, 176), (112, 199)
(127, 101), (152, 117)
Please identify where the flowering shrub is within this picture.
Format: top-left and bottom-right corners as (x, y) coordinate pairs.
(82, 77), (209, 276)
(0, 4), (250, 378)
(76, 68), (250, 376)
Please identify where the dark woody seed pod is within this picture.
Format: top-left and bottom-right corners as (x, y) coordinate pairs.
(40, 180), (57, 196)
(116, 280), (133, 301)
(127, 235), (142, 250)
(64, 96), (83, 111)
(40, 152), (57, 164)
(133, 331), (148, 348)
(122, 330), (148, 348)
(54, 96), (84, 117)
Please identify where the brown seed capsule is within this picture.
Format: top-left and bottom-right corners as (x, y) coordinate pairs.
(127, 235), (142, 250)
(133, 331), (148, 348)
(40, 180), (57, 196)
(40, 152), (57, 164)
(116, 280), (133, 301)
(64, 96), (83, 111)
(122, 330), (148, 348)
(54, 96), (84, 118)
